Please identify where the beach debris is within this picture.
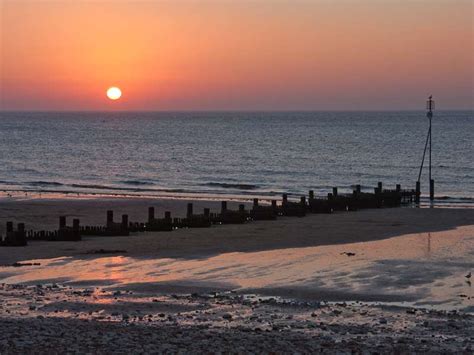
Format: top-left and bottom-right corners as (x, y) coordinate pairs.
(222, 313), (233, 321)
(340, 252), (356, 257)
(465, 272), (471, 279)
(1, 262), (41, 267)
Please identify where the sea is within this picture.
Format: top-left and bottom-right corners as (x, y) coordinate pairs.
(0, 111), (472, 205)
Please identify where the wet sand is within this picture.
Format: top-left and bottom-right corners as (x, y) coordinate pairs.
(0, 196), (473, 353)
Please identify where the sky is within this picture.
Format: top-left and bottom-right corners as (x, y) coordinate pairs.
(0, 0), (473, 111)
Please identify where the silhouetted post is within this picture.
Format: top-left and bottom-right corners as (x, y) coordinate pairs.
(430, 179), (434, 201)
(427, 96), (435, 201)
(148, 207), (155, 223)
(121, 214), (128, 229)
(377, 182), (383, 192)
(17, 223), (26, 245)
(164, 211), (171, 221)
(6, 222), (13, 233)
(332, 187), (338, 197)
(271, 200), (277, 211)
(239, 204), (245, 212)
(221, 201), (227, 214)
(356, 185), (361, 194)
(396, 184), (401, 193)
(415, 181), (421, 203)
(73, 219), (80, 230)
(282, 194), (288, 206)
(187, 203), (193, 218)
(107, 210), (114, 226)
(300, 196), (306, 206)
(253, 198), (259, 208)
(203, 208), (210, 218)
(309, 190), (314, 200)
(59, 216), (66, 229)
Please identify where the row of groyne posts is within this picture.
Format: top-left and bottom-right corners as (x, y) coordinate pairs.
(0, 182), (419, 247)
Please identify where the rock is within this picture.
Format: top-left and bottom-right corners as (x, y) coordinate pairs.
(222, 313), (233, 320)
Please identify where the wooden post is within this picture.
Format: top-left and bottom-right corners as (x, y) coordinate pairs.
(356, 185), (361, 194)
(204, 208), (210, 218)
(148, 207), (155, 223)
(107, 210), (114, 225)
(221, 201), (227, 214)
(300, 196), (306, 206)
(73, 219), (80, 230)
(396, 184), (401, 192)
(239, 204), (245, 212)
(282, 194), (288, 206)
(416, 181), (421, 203)
(122, 214), (128, 229)
(332, 187), (338, 197)
(59, 216), (66, 229)
(165, 211), (171, 221)
(377, 182), (383, 192)
(187, 203), (193, 218)
(309, 190), (314, 200)
(17, 223), (26, 245)
(253, 198), (259, 208)
(6, 222), (13, 233)
(271, 200), (277, 211)
(430, 179), (434, 201)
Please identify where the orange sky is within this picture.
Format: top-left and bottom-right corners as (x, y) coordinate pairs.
(1, 0), (473, 110)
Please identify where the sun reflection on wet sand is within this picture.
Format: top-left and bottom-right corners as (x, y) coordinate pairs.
(1, 226), (473, 311)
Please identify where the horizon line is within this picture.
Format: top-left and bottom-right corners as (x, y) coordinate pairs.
(1, 108), (473, 114)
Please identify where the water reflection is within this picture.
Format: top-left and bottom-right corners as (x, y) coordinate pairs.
(1, 226), (472, 311)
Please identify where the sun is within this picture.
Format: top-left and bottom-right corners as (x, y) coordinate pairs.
(107, 87), (122, 100)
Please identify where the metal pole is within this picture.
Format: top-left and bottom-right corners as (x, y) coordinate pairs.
(418, 126), (430, 182)
(427, 96), (435, 201)
(429, 115), (431, 183)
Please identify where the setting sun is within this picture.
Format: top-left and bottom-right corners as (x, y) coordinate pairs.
(106, 87), (122, 100)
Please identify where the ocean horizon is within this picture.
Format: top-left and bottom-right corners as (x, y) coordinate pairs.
(1, 110), (473, 204)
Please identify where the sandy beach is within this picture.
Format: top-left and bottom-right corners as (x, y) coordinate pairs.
(0, 196), (473, 353)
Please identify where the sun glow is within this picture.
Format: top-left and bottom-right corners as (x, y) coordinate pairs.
(107, 87), (122, 100)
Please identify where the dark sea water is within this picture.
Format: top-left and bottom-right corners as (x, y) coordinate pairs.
(0, 111), (472, 204)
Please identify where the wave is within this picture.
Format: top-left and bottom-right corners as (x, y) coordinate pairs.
(70, 183), (186, 194)
(0, 180), (18, 186)
(70, 183), (151, 192)
(203, 182), (259, 190)
(424, 196), (474, 202)
(119, 180), (155, 186)
(28, 181), (64, 187)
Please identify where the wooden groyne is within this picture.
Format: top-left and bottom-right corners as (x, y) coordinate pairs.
(0, 222), (27, 246)
(0, 182), (418, 247)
